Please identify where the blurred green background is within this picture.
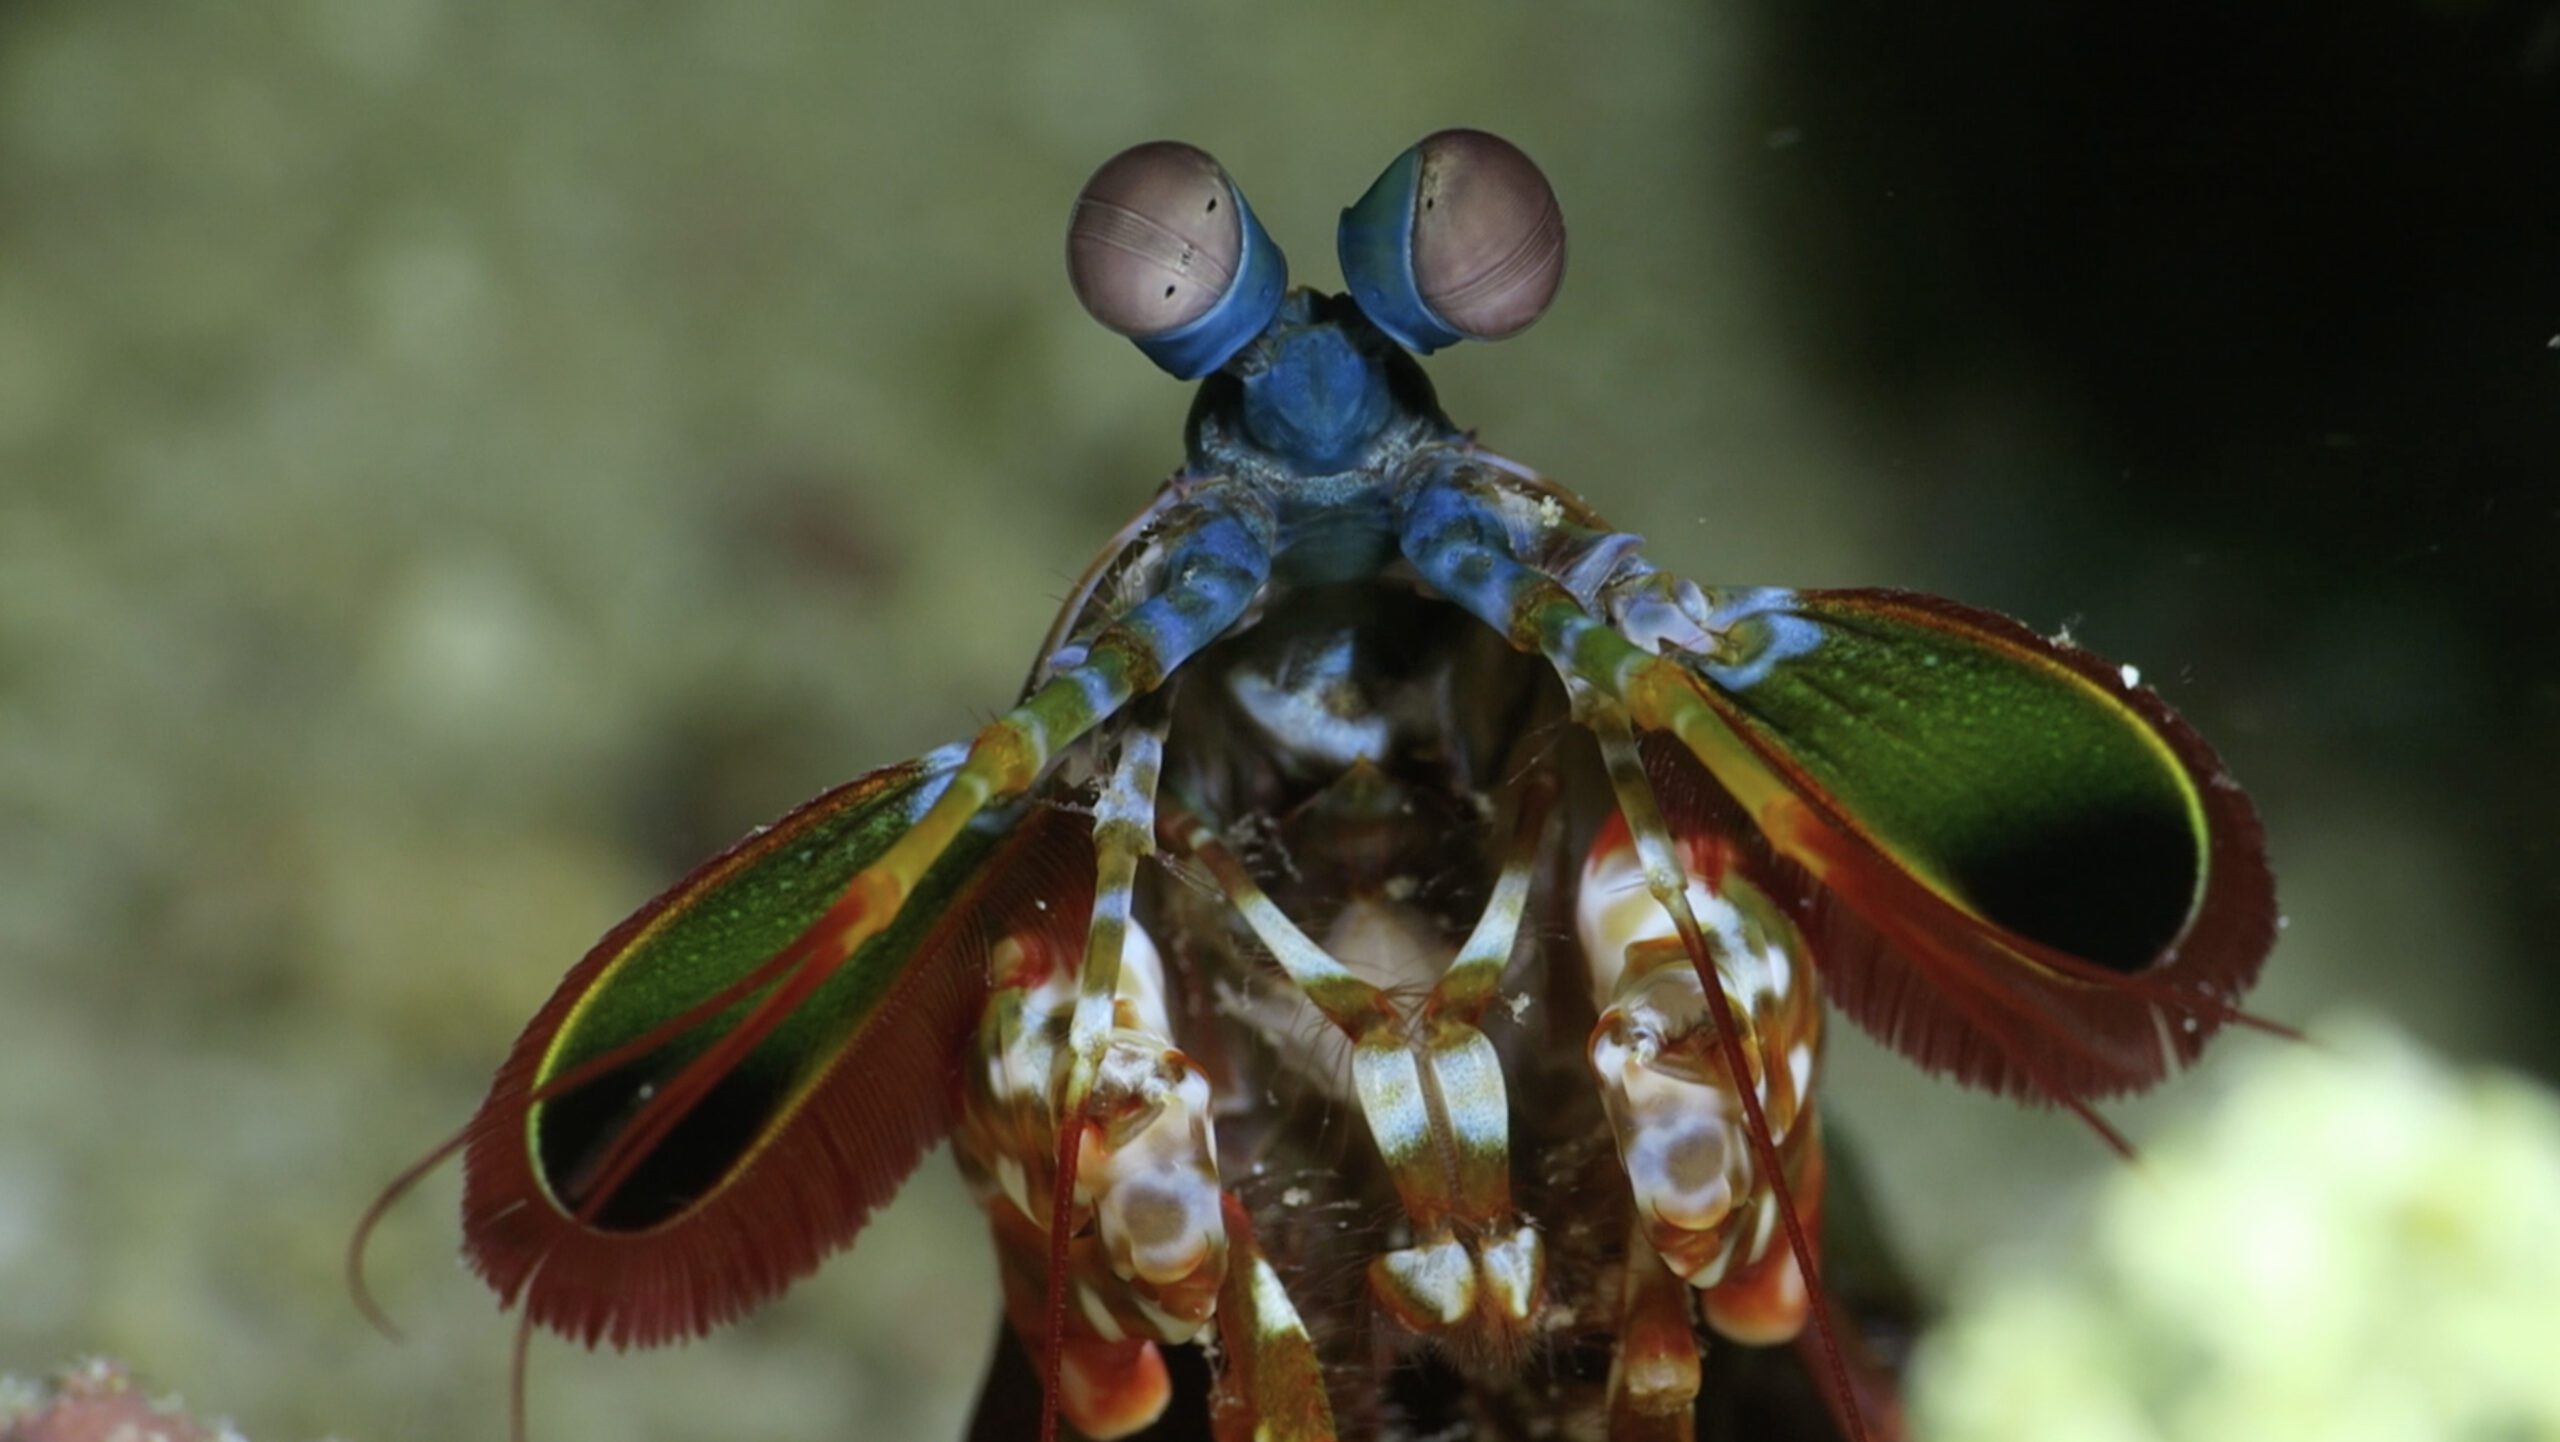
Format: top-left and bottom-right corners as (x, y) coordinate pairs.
(3, 1), (2553, 1439)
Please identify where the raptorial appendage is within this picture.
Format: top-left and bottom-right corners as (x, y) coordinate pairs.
(953, 917), (1227, 1441)
(1580, 809), (1824, 1345)
(944, 656), (1861, 1440)
(1168, 770), (1553, 1362)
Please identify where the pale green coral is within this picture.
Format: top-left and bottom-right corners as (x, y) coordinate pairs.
(1914, 1019), (2560, 1442)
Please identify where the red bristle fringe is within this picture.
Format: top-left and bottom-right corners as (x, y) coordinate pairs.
(457, 785), (1095, 1349)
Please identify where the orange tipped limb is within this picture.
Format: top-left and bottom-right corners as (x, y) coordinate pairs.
(1585, 702), (1869, 1442)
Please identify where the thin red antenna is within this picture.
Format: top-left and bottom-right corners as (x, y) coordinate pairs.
(1594, 715), (1870, 1438)
(348, 1127), (474, 1340)
(1800, 1291), (1908, 1442)
(1039, 1105), (1090, 1442)
(1670, 908), (1870, 1442)
(347, 933), (815, 1338)
(1878, 959), (2141, 1160)
(510, 1285), (539, 1442)
(563, 918), (856, 1227)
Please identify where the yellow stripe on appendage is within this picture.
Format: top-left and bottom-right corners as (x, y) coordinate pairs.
(1515, 592), (1794, 835)
(1431, 774), (1553, 1019)
(1184, 819), (1383, 1032)
(812, 684), (1095, 985)
(1066, 722), (1165, 1122)
(1612, 651), (1805, 842)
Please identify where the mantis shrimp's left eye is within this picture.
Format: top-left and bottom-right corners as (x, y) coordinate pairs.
(1066, 140), (1289, 380)
(1338, 128), (1566, 353)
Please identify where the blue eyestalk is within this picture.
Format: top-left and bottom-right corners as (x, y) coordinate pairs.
(1337, 144), (1462, 354)
(1338, 130), (1565, 356)
(1066, 142), (1289, 381)
(1131, 194), (1285, 379)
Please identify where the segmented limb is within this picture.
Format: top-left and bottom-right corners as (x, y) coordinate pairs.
(1432, 766), (1558, 1022)
(1400, 473), (1865, 1439)
(958, 714), (1349, 1442)
(1065, 700), (1173, 1095)
(1578, 805), (1823, 1307)
(1046, 707), (1178, 1440)
(1025, 478), (1189, 695)
(953, 909), (1226, 1442)
(1585, 697), (1848, 1431)
(1607, 1223), (1701, 1442)
(1162, 776), (1555, 1350)
(1580, 757), (1828, 1442)
(1209, 1193), (1339, 1442)
(790, 486), (1273, 1057)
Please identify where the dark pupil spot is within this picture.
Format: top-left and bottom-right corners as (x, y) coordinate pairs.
(534, 1052), (788, 1231)
(1205, 197), (1217, 212)
(1959, 804), (2200, 973)
(1163, 284), (1176, 298)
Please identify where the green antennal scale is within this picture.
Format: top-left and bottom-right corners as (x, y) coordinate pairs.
(357, 130), (2276, 1442)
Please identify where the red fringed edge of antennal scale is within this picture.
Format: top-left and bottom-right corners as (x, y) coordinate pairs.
(1683, 591), (2278, 1107)
(456, 786), (1096, 1350)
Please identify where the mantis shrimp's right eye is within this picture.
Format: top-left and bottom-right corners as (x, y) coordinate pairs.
(1066, 141), (1289, 380)
(1338, 129), (1566, 354)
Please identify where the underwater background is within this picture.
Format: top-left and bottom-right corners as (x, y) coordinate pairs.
(3, 1), (2555, 1438)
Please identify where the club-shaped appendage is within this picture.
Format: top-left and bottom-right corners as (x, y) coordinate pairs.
(1067, 141), (1289, 380)
(1337, 128), (1566, 354)
(1578, 813), (1823, 1346)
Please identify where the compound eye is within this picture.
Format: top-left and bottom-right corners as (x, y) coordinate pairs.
(1066, 141), (1289, 380)
(1337, 129), (1565, 354)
